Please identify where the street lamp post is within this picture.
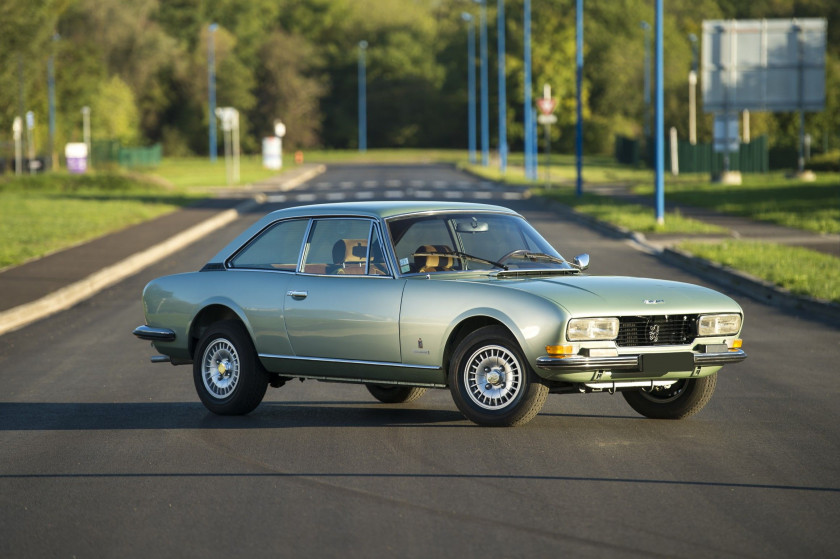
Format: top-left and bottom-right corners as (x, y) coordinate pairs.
(688, 33), (698, 145)
(575, 0), (583, 196)
(358, 40), (368, 152)
(641, 21), (651, 146)
(524, 0), (534, 180)
(208, 23), (218, 162)
(654, 0), (665, 225)
(462, 13), (477, 164)
(476, 0), (489, 166)
(497, 0), (507, 172)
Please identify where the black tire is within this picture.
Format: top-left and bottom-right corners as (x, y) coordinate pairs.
(449, 326), (548, 427)
(193, 320), (268, 415)
(622, 374), (717, 420)
(365, 384), (428, 404)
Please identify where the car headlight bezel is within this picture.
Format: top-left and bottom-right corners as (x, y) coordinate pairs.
(566, 317), (620, 341)
(697, 313), (742, 336)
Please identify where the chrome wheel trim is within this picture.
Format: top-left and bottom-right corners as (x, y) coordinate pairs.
(464, 344), (522, 410)
(640, 379), (687, 403)
(201, 337), (241, 400)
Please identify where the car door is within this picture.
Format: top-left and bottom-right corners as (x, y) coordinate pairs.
(283, 218), (404, 364)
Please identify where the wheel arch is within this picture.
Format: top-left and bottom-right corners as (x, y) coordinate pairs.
(443, 315), (509, 375)
(188, 303), (250, 359)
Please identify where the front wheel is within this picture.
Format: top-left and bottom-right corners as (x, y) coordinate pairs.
(365, 384), (428, 404)
(193, 321), (268, 415)
(622, 374), (717, 419)
(449, 326), (548, 427)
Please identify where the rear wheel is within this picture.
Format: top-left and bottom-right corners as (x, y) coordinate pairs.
(449, 326), (548, 427)
(622, 374), (717, 419)
(193, 321), (268, 415)
(365, 384), (427, 404)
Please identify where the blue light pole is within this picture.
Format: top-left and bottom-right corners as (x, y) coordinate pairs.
(523, 0), (534, 179)
(476, 0), (489, 166)
(208, 23), (218, 162)
(575, 0), (583, 196)
(641, 21), (651, 145)
(462, 13), (477, 164)
(497, 0), (507, 172)
(654, 0), (665, 224)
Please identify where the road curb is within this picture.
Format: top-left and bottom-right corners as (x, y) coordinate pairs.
(0, 198), (258, 337)
(0, 165), (328, 337)
(535, 195), (840, 325)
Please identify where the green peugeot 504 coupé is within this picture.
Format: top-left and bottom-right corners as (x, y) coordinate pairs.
(134, 201), (746, 426)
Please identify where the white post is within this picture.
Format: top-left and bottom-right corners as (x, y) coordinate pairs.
(232, 110), (240, 184)
(26, 111), (35, 174)
(82, 106), (91, 168)
(670, 126), (679, 176)
(742, 109), (750, 144)
(13, 117), (23, 176)
(688, 70), (697, 145)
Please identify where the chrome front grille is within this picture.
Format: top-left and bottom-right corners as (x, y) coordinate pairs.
(616, 315), (697, 347)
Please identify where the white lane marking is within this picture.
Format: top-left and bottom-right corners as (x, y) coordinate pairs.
(296, 193), (317, 202)
(339, 181), (355, 188)
(444, 191), (464, 198)
(409, 180), (425, 187)
(266, 194), (287, 202)
(315, 182), (332, 189)
(354, 191), (375, 199)
(432, 180), (447, 188)
(385, 190), (404, 198)
(362, 180), (378, 187)
(414, 190), (433, 198)
(326, 192), (346, 200)
(502, 192), (524, 200)
(472, 191), (492, 199)
(385, 179), (402, 187)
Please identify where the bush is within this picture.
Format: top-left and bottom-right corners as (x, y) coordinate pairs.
(808, 150), (840, 173)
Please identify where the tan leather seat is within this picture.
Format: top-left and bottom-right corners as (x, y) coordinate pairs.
(413, 245), (456, 273)
(330, 238), (368, 275)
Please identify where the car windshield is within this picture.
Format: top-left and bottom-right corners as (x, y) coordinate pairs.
(387, 212), (572, 275)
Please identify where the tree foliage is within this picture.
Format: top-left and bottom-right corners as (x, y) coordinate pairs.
(1, 0), (839, 158)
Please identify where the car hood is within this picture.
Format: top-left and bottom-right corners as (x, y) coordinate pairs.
(466, 274), (741, 316)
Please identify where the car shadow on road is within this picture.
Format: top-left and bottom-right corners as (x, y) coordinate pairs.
(0, 401), (472, 430)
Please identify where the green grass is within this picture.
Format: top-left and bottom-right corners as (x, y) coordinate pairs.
(632, 173), (840, 234)
(152, 155), (285, 188)
(535, 188), (727, 234)
(0, 172), (200, 269)
(463, 160), (726, 234)
(678, 240), (840, 304)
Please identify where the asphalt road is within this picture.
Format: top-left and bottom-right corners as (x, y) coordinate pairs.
(1, 164), (838, 558)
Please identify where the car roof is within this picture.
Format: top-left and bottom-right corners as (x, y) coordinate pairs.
(206, 201), (522, 265)
(262, 201), (519, 220)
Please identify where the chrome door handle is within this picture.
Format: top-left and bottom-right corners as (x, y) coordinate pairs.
(287, 290), (308, 299)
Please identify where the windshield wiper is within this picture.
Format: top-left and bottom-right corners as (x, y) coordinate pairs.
(521, 252), (568, 266)
(450, 251), (508, 270)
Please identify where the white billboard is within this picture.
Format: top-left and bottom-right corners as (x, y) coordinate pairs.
(702, 18), (826, 113)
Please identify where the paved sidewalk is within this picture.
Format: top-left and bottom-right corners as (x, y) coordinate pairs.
(586, 183), (840, 258)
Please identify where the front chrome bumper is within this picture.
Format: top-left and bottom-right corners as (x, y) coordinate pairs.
(133, 325), (176, 342)
(536, 348), (747, 371)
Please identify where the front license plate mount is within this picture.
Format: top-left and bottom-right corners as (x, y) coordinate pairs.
(640, 352), (694, 374)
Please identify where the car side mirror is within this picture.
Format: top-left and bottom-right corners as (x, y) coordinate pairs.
(572, 253), (590, 270)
